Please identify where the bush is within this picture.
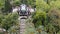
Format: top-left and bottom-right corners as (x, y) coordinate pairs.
(0, 12), (19, 31)
(32, 10), (47, 28)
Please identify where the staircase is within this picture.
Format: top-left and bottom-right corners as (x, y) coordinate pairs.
(19, 18), (26, 34)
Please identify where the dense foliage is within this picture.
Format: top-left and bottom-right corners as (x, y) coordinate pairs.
(0, 0), (60, 34)
(32, 0), (60, 34)
(0, 12), (19, 30)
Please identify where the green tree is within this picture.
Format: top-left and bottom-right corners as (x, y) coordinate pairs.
(5, 0), (12, 14)
(0, 0), (5, 9)
(27, 0), (35, 8)
(48, 8), (60, 34)
(0, 13), (19, 34)
(32, 10), (47, 28)
(50, 0), (60, 9)
(36, 0), (50, 12)
(11, 0), (21, 6)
